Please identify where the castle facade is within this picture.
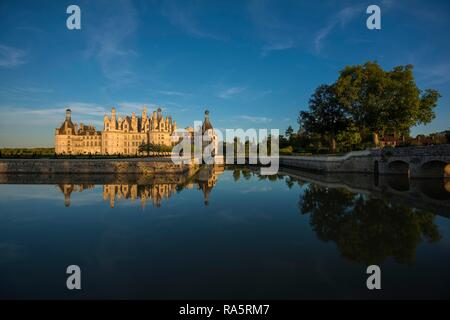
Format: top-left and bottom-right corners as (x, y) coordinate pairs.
(55, 107), (176, 155)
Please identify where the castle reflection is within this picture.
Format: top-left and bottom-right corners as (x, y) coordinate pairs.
(57, 166), (225, 208)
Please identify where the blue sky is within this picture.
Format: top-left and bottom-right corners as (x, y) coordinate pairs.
(0, 0), (449, 147)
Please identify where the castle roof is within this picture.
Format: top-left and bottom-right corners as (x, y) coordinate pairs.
(58, 119), (75, 134)
(202, 110), (213, 133)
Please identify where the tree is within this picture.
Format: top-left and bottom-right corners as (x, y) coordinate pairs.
(285, 126), (294, 141)
(139, 143), (154, 156)
(298, 84), (350, 153)
(336, 124), (362, 152)
(138, 143), (172, 156)
(334, 62), (388, 146)
(334, 62), (440, 146)
(385, 66), (440, 139)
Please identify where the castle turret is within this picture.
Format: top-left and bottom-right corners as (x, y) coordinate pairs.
(202, 109), (213, 134)
(66, 108), (72, 120)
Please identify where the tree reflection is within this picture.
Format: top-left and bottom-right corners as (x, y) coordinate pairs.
(300, 184), (441, 265)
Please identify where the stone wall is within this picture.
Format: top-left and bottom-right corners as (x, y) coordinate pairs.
(280, 145), (450, 177)
(280, 150), (375, 174)
(0, 158), (195, 175)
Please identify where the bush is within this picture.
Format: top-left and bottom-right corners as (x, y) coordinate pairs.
(280, 146), (293, 155)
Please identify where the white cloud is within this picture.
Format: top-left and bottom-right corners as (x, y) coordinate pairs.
(117, 102), (160, 114)
(161, 0), (223, 40)
(83, 0), (138, 86)
(0, 44), (28, 68)
(314, 5), (362, 54)
(248, 0), (301, 58)
(416, 62), (450, 86)
(261, 40), (295, 58)
(156, 90), (192, 97)
(0, 86), (53, 95)
(0, 103), (107, 130)
(218, 86), (247, 99)
(239, 115), (272, 124)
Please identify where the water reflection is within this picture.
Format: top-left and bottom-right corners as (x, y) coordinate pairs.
(0, 166), (450, 299)
(233, 167), (449, 265)
(299, 185), (441, 265)
(58, 166), (225, 208)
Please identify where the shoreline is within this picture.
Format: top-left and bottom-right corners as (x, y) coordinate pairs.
(0, 158), (197, 174)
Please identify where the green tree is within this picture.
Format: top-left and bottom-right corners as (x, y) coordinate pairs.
(298, 84), (350, 153)
(285, 126), (294, 141)
(138, 143), (154, 156)
(336, 124), (362, 152)
(335, 62), (440, 146)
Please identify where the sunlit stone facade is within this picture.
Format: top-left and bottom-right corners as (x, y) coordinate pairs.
(55, 107), (177, 155)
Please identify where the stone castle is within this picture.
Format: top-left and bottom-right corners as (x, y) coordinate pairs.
(55, 106), (177, 155)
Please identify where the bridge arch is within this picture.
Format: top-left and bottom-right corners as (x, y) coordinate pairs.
(387, 160), (410, 176)
(420, 160), (450, 178)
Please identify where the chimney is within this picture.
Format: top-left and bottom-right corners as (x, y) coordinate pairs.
(142, 106), (147, 119)
(111, 107), (117, 130)
(158, 108), (162, 122)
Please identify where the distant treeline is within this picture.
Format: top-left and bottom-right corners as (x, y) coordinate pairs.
(0, 148), (55, 158)
(0, 147), (177, 159)
(0, 148), (168, 159)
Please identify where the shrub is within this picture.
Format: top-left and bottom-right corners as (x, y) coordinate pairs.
(280, 146), (293, 155)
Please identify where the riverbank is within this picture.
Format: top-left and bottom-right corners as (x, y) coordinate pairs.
(0, 158), (197, 174)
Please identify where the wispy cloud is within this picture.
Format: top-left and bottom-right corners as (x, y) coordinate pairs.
(0, 86), (53, 95)
(218, 86), (247, 99)
(314, 5), (362, 54)
(156, 90), (192, 97)
(83, 0), (138, 86)
(261, 40), (295, 58)
(161, 0), (223, 40)
(0, 44), (28, 68)
(416, 63), (450, 86)
(248, 0), (300, 58)
(239, 115), (272, 124)
(117, 102), (160, 114)
(0, 103), (106, 129)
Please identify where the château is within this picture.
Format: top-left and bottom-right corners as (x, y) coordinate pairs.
(55, 106), (176, 155)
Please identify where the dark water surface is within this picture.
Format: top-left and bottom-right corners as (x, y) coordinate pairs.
(0, 166), (449, 299)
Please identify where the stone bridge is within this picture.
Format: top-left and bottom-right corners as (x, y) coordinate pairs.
(280, 144), (450, 178)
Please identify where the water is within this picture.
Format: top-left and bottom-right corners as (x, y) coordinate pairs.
(0, 166), (449, 299)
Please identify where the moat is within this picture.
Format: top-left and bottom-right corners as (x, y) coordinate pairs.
(0, 167), (449, 299)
